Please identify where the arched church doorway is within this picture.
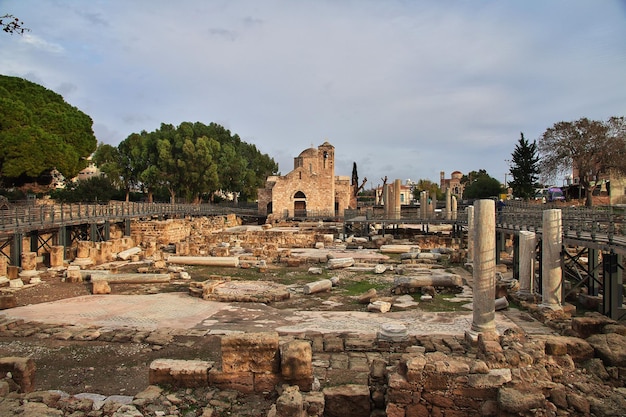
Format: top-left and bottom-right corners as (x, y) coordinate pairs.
(294, 191), (307, 217)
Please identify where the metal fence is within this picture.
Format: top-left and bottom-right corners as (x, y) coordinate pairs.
(0, 202), (258, 235)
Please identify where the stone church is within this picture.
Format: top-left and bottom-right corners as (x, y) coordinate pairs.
(257, 142), (354, 218)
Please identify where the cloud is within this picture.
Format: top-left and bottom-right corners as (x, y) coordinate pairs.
(1, 0), (625, 188)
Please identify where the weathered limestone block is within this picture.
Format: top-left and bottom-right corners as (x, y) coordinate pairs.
(303, 279), (332, 295)
(9, 279), (24, 288)
(357, 288), (377, 304)
(149, 359), (213, 388)
(498, 387), (545, 414)
(323, 384), (371, 417)
(0, 357), (36, 393)
(572, 315), (616, 339)
(76, 241), (92, 258)
(327, 257), (355, 269)
(586, 333), (626, 367)
(495, 296), (509, 311)
(92, 280), (111, 295)
(91, 273), (170, 284)
(392, 272), (462, 292)
(65, 266), (83, 283)
(116, 246), (142, 261)
(377, 322), (408, 342)
(280, 340), (313, 390)
(167, 256), (239, 267)
(373, 264), (387, 274)
(0, 295), (16, 310)
(49, 245), (65, 268)
(7, 266), (18, 280)
(417, 252), (442, 260)
(208, 369), (254, 393)
(367, 300), (391, 313)
(221, 332), (279, 373)
(275, 385), (305, 417)
(467, 368), (512, 388)
(253, 372), (282, 393)
(380, 245), (420, 254)
(20, 251), (37, 273)
(303, 391), (325, 417)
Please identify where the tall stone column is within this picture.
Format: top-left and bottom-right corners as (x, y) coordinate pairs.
(383, 184), (391, 218)
(466, 205), (474, 265)
(467, 199), (497, 340)
(540, 209), (563, 310)
(451, 195), (458, 221)
(517, 231), (536, 297)
(445, 188), (451, 220)
(420, 191), (428, 219)
(394, 179), (401, 220)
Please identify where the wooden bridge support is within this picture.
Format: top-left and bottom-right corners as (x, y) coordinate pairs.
(602, 253), (624, 320)
(10, 233), (22, 268)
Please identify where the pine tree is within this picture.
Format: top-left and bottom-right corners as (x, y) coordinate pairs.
(509, 133), (540, 200)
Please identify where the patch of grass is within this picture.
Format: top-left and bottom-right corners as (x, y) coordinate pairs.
(340, 279), (390, 296)
(416, 293), (468, 312)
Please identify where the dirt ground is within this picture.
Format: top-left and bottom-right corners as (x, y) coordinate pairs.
(0, 264), (468, 402)
(0, 276), (224, 397)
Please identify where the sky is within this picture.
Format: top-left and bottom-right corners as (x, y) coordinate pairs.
(1, 1), (625, 191)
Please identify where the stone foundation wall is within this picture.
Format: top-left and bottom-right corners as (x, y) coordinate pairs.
(130, 214), (241, 246)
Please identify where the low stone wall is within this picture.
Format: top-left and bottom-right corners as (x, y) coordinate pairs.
(2, 314), (626, 416)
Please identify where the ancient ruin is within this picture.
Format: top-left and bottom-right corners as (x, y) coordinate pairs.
(0, 199), (625, 416)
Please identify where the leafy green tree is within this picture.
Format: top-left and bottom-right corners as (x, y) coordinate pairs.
(508, 133), (540, 200)
(0, 76), (97, 188)
(462, 170), (503, 199)
(538, 117), (626, 206)
(412, 179), (443, 201)
(115, 122), (277, 203)
(50, 176), (120, 203)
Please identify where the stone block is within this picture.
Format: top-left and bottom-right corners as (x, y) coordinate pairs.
(303, 279), (332, 295)
(276, 386), (305, 417)
(254, 372), (282, 393)
(221, 332), (279, 373)
(0, 295), (17, 310)
(208, 369), (254, 393)
(149, 359), (213, 388)
(543, 336), (568, 356)
(303, 391), (324, 417)
(92, 280), (111, 294)
(571, 315), (616, 339)
(323, 384), (371, 417)
(498, 388), (545, 414)
(323, 336), (344, 352)
(0, 357), (36, 393)
(467, 368), (511, 388)
(280, 340), (313, 382)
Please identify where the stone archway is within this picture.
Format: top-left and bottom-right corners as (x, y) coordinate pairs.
(294, 191), (306, 217)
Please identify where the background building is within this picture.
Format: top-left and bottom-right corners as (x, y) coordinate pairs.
(257, 142), (354, 218)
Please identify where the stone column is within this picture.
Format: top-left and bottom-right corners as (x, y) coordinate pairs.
(394, 179), (401, 220)
(445, 188), (451, 220)
(19, 251), (40, 282)
(467, 199), (497, 340)
(451, 195), (458, 221)
(72, 241), (94, 268)
(49, 246), (65, 268)
(517, 231), (536, 298)
(466, 205), (474, 265)
(383, 184), (391, 218)
(420, 191), (428, 219)
(540, 209), (563, 310)
(0, 256), (6, 278)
